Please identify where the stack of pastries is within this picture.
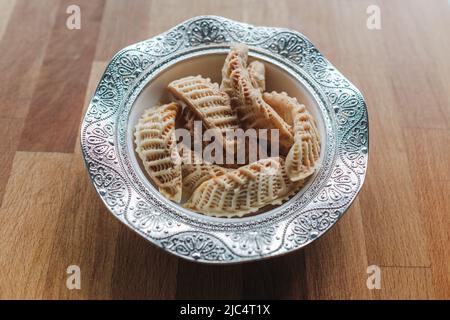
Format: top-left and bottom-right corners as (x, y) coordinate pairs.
(134, 43), (320, 218)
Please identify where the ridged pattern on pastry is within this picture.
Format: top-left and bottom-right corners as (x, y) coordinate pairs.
(184, 157), (302, 217)
(180, 145), (230, 197)
(168, 75), (239, 154)
(134, 102), (182, 202)
(263, 91), (320, 181)
(168, 75), (239, 131)
(220, 43), (249, 104)
(247, 60), (266, 92)
(221, 45), (265, 97)
(181, 107), (198, 136)
(224, 44), (294, 155)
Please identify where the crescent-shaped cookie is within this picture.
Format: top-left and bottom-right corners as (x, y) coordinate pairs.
(168, 75), (239, 131)
(220, 45), (265, 96)
(184, 157), (303, 217)
(223, 44), (294, 155)
(220, 43), (249, 105)
(168, 75), (239, 154)
(134, 102), (182, 202)
(263, 91), (320, 181)
(247, 60), (266, 92)
(179, 145), (230, 197)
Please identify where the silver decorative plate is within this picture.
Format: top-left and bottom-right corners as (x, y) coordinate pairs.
(80, 16), (369, 264)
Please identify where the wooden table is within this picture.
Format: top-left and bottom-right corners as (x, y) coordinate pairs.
(0, 0), (448, 299)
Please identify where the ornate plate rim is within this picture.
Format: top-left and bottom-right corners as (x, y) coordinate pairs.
(80, 15), (369, 264)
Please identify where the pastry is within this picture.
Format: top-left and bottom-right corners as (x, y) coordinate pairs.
(180, 145), (230, 197)
(168, 75), (239, 157)
(184, 157), (303, 217)
(134, 102), (182, 202)
(263, 91), (320, 181)
(223, 44), (294, 155)
(247, 60), (266, 92)
(220, 43), (249, 105)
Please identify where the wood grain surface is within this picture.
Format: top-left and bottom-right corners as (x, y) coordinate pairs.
(0, 0), (449, 300)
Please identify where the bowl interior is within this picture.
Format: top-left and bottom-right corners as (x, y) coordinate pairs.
(128, 52), (326, 219)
